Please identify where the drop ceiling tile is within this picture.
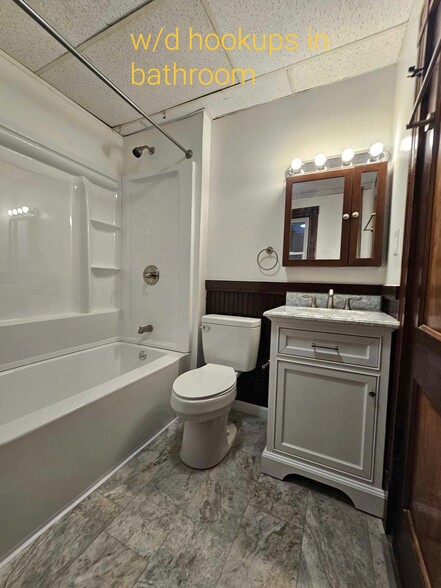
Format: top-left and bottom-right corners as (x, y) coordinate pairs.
(0, 0), (152, 71)
(40, 0), (235, 125)
(288, 25), (406, 93)
(26, 0), (151, 46)
(0, 0), (65, 71)
(40, 57), (137, 126)
(203, 0), (414, 76)
(202, 68), (292, 118)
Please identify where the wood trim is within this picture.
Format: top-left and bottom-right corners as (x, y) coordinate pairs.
(205, 280), (399, 298)
(283, 168), (353, 267)
(392, 511), (427, 588)
(348, 162), (388, 267)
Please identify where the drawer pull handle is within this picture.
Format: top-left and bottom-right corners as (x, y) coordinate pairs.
(311, 343), (339, 352)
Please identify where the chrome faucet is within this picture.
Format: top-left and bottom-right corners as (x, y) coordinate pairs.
(326, 289), (335, 309)
(138, 324), (153, 334)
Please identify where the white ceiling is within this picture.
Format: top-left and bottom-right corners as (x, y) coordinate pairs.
(0, 0), (416, 132)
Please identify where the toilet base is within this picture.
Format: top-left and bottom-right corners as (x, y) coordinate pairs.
(180, 412), (237, 469)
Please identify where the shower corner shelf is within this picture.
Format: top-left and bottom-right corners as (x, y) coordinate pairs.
(90, 218), (120, 230)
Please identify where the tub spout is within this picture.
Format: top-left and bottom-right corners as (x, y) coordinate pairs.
(138, 324), (153, 334)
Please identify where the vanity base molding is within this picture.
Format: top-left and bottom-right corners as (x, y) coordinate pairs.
(261, 448), (386, 518)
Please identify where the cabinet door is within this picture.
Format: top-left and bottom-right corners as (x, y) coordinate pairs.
(348, 162), (387, 266)
(283, 169), (352, 266)
(274, 361), (378, 479)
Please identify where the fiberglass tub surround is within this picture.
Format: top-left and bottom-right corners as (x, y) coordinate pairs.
(0, 134), (121, 372)
(0, 342), (188, 559)
(0, 121), (198, 561)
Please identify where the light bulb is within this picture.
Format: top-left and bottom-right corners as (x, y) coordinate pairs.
(369, 142), (384, 159)
(22, 206), (29, 213)
(12, 209), (18, 215)
(291, 157), (303, 172)
(17, 208), (23, 214)
(8, 209), (13, 216)
(341, 148), (355, 164)
(315, 153), (327, 169)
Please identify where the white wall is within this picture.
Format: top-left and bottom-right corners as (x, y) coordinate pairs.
(123, 112), (211, 365)
(207, 66), (397, 284)
(386, 2), (423, 285)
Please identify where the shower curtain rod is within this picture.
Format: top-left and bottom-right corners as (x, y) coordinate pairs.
(12, 0), (193, 159)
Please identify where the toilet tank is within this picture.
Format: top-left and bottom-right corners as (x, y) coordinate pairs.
(201, 314), (261, 372)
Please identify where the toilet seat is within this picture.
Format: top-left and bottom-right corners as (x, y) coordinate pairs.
(173, 364), (236, 400)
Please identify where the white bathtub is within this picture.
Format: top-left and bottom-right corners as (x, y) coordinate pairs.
(0, 342), (188, 560)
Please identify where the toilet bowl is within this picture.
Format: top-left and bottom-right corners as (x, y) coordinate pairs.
(171, 314), (261, 469)
(171, 364), (238, 469)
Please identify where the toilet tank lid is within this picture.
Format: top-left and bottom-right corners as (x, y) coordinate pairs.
(202, 314), (261, 328)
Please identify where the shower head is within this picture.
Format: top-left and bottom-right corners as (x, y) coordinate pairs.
(132, 145), (155, 158)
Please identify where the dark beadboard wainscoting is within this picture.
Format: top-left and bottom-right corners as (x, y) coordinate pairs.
(205, 281), (400, 408)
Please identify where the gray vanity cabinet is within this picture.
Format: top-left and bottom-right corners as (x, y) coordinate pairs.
(274, 361), (378, 480)
(262, 308), (399, 518)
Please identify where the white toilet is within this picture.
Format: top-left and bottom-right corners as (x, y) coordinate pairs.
(171, 314), (261, 469)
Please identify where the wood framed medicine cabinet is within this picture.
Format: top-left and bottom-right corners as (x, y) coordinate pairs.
(283, 161), (388, 267)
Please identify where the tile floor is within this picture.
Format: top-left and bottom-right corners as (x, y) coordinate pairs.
(0, 412), (398, 587)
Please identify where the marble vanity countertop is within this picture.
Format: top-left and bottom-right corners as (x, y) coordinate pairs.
(263, 305), (400, 329)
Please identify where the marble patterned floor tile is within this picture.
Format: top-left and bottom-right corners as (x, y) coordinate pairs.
(150, 445), (208, 503)
(99, 431), (181, 508)
(0, 413), (400, 588)
(134, 514), (232, 588)
(250, 474), (309, 523)
(183, 445), (261, 542)
(52, 532), (147, 588)
(367, 517), (397, 588)
(105, 483), (185, 558)
(230, 411), (267, 456)
(297, 490), (375, 588)
(0, 492), (120, 588)
(217, 504), (304, 587)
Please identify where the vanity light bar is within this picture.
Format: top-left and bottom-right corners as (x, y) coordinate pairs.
(287, 144), (388, 176)
(7, 206), (34, 218)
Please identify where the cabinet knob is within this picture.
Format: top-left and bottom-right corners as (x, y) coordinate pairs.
(368, 391), (376, 398)
(352, 211), (360, 219)
(342, 213), (350, 220)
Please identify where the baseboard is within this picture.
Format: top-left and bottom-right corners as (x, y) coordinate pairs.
(233, 399), (268, 419)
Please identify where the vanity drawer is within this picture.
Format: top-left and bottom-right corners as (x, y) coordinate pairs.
(278, 328), (381, 368)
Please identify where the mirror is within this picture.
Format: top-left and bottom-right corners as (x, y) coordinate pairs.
(288, 175), (346, 261)
(356, 170), (378, 259)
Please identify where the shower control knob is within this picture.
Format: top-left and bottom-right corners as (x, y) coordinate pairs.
(143, 265), (160, 285)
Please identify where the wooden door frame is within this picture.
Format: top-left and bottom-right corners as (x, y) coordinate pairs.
(386, 2), (441, 585)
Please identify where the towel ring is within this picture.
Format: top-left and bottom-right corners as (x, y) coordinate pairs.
(257, 246), (279, 271)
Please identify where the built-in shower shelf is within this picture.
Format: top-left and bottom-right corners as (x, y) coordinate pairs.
(91, 266), (120, 271)
(90, 218), (120, 230)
